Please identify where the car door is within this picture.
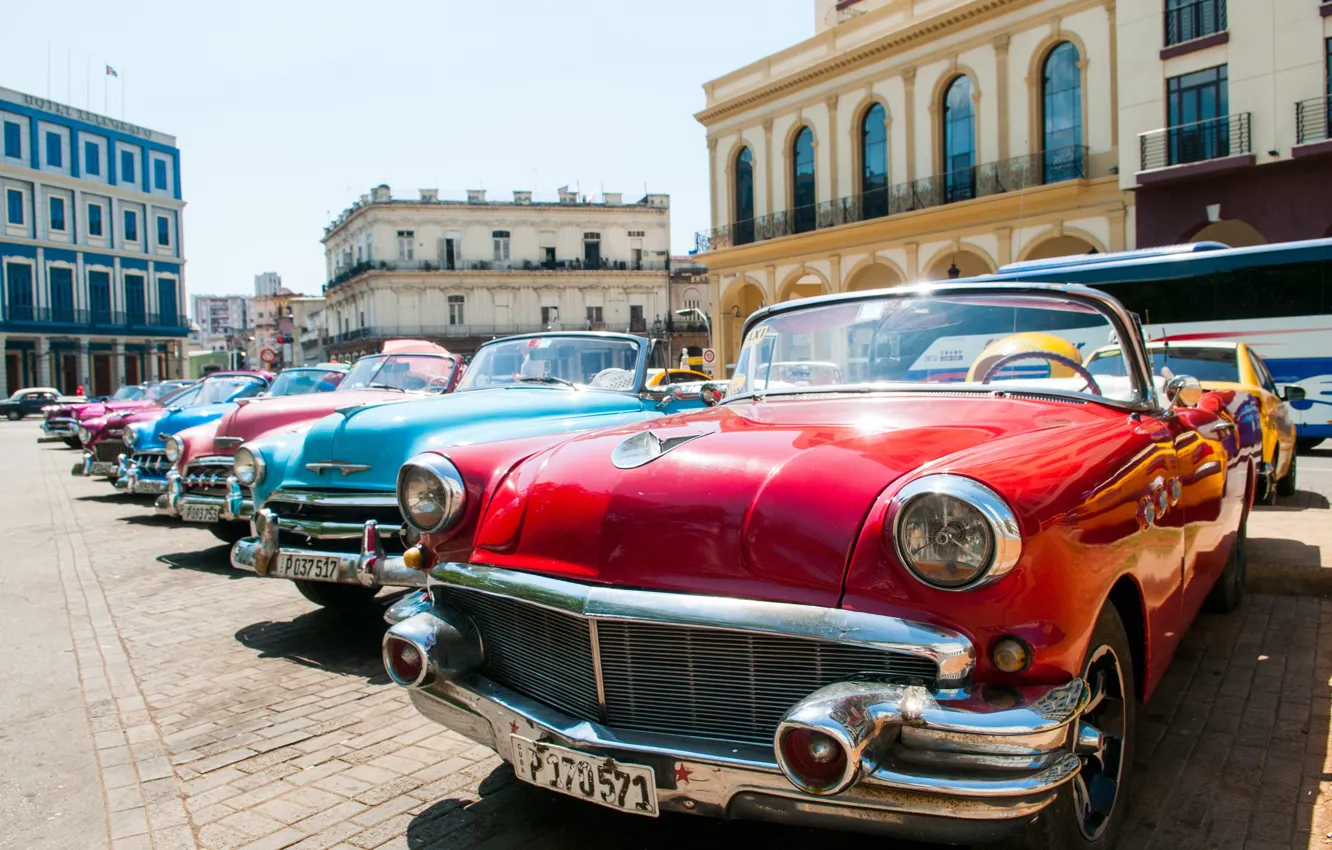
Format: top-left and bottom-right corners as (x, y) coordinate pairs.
(1248, 350), (1295, 476)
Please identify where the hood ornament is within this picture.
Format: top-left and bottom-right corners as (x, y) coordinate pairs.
(611, 430), (704, 469)
(306, 460), (372, 476)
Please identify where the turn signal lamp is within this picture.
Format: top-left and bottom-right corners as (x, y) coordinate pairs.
(991, 637), (1032, 674)
(402, 545), (424, 570)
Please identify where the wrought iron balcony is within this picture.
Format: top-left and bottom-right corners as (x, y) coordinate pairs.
(325, 257), (668, 291)
(1296, 95), (1332, 145)
(328, 323), (642, 346)
(1164, 0), (1226, 47)
(0, 307), (189, 331)
(695, 147), (1087, 253)
(1138, 113), (1250, 172)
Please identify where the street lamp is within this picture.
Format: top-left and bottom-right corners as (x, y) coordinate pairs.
(674, 307), (710, 336)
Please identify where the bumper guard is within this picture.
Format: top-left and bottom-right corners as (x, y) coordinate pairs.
(230, 512), (426, 590)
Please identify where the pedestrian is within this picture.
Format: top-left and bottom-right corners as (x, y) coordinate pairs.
(76, 384), (85, 396)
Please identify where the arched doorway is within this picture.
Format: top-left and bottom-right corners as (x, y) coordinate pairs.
(924, 250), (994, 281)
(1191, 220), (1266, 248)
(721, 279), (767, 372)
(779, 272), (829, 302)
(845, 263), (902, 291)
(1022, 235), (1101, 262)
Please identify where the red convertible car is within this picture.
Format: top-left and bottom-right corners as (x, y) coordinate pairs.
(381, 283), (1254, 847)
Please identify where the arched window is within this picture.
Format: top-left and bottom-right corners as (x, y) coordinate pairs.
(942, 76), (976, 202)
(861, 103), (889, 219)
(733, 147), (755, 245)
(791, 126), (816, 234)
(1042, 42), (1083, 183)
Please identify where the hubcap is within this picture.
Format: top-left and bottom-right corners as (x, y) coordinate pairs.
(1073, 645), (1126, 840)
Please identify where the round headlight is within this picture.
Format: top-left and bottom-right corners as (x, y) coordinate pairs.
(165, 436), (182, 463)
(78, 426), (92, 445)
(124, 424), (139, 449)
(233, 446), (265, 487)
(891, 476), (1021, 590)
(397, 454), (466, 534)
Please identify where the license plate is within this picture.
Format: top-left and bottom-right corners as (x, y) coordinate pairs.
(90, 461), (116, 476)
(181, 503), (221, 523)
(510, 736), (658, 817)
(274, 551), (343, 581)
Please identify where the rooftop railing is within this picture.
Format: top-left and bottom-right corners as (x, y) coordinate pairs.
(695, 146), (1086, 253)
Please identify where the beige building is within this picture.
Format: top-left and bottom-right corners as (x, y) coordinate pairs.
(322, 185), (672, 358)
(695, 0), (1128, 371)
(1117, 0), (1332, 247)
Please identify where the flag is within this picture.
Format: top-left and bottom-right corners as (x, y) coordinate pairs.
(105, 65), (118, 77)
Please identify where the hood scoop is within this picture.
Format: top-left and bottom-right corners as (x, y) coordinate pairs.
(611, 430), (705, 469)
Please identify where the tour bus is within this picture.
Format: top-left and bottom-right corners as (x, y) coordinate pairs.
(975, 238), (1332, 451)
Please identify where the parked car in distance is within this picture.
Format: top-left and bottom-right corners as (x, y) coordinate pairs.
(115, 371), (280, 495)
(2, 387), (80, 421)
(230, 332), (719, 613)
(41, 380), (194, 446)
(159, 341), (463, 543)
(384, 283), (1257, 847)
(1088, 340), (1300, 502)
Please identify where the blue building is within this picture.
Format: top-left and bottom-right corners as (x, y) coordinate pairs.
(0, 86), (187, 395)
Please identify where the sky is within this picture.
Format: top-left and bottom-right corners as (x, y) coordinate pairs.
(3, 0), (813, 297)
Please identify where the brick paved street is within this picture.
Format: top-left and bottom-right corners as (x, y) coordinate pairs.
(7, 421), (1332, 849)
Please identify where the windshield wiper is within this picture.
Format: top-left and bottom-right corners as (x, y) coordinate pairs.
(516, 376), (578, 389)
(367, 382), (407, 392)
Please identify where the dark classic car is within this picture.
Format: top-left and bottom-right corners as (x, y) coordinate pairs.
(3, 387), (78, 420)
(381, 283), (1256, 847)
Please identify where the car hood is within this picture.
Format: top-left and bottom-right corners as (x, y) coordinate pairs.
(133, 402), (241, 452)
(69, 400), (155, 420)
(216, 388), (420, 449)
(269, 387), (653, 495)
(475, 394), (1119, 608)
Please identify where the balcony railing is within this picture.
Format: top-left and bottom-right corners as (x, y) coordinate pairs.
(325, 257), (668, 291)
(328, 323), (663, 346)
(1296, 95), (1332, 145)
(1139, 113), (1250, 171)
(695, 147), (1087, 253)
(1, 307), (189, 330)
(1164, 0), (1226, 46)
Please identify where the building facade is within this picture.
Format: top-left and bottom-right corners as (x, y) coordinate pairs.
(1120, 0), (1332, 247)
(286, 295), (326, 365)
(667, 255), (712, 372)
(191, 294), (251, 351)
(322, 185), (671, 358)
(694, 0), (1127, 371)
(249, 286), (297, 369)
(254, 271), (281, 297)
(0, 87), (188, 395)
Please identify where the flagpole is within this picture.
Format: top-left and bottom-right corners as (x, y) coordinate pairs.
(103, 69), (107, 114)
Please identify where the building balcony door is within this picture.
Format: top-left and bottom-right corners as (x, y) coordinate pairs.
(59, 353), (77, 394)
(125, 355), (141, 385)
(5, 352), (19, 395)
(93, 355), (112, 396)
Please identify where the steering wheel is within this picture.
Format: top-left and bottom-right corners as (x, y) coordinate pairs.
(427, 375), (451, 391)
(589, 368), (635, 390)
(979, 351), (1103, 396)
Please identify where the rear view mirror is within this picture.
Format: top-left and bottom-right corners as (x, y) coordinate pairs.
(658, 382), (724, 409)
(1282, 385), (1306, 403)
(1164, 375), (1203, 411)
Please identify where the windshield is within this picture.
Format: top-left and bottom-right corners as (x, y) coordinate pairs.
(197, 376), (268, 405)
(729, 293), (1142, 403)
(340, 354), (457, 393)
(148, 382), (189, 400)
(1088, 345), (1239, 384)
(268, 368), (346, 396)
(458, 336), (643, 390)
(111, 386), (145, 401)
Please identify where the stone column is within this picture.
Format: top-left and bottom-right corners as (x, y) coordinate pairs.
(0, 335), (8, 396)
(762, 118), (774, 216)
(902, 68), (917, 184)
(112, 339), (126, 387)
(147, 343), (161, 381)
(994, 35), (1011, 162)
(77, 340), (90, 392)
(707, 137), (720, 233)
(35, 336), (50, 387)
(825, 94), (840, 200)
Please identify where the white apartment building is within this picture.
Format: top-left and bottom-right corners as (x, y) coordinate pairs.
(321, 185), (671, 357)
(254, 271), (281, 297)
(191, 294), (250, 351)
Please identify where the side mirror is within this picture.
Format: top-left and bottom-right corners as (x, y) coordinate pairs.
(1164, 375), (1203, 411)
(1282, 385), (1306, 403)
(657, 382), (724, 410)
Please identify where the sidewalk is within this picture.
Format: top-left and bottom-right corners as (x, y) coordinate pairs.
(1248, 506), (1332, 595)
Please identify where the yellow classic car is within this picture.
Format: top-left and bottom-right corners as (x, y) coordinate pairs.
(1088, 340), (1300, 502)
(645, 368), (714, 387)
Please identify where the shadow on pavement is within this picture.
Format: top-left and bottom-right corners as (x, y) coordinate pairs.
(75, 492), (154, 505)
(157, 544), (240, 576)
(234, 603), (395, 683)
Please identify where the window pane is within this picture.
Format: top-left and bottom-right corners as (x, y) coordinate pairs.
(88, 204), (102, 236)
(2, 122), (19, 158)
(6, 189), (23, 225)
(792, 127), (816, 232)
(153, 159), (167, 190)
(49, 197), (65, 230)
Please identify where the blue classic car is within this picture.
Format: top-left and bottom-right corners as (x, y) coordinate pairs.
(117, 366), (348, 495)
(230, 332), (719, 612)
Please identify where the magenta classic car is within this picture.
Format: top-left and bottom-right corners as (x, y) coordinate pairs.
(41, 381), (193, 446)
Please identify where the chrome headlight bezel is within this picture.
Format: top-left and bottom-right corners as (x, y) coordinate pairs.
(233, 446), (265, 487)
(78, 426), (92, 445)
(888, 475), (1022, 591)
(124, 424), (141, 450)
(397, 453), (466, 534)
(165, 436), (182, 463)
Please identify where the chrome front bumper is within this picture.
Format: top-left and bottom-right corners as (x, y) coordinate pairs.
(154, 472), (253, 521)
(230, 510), (425, 590)
(75, 450), (121, 478)
(387, 564), (1092, 842)
(41, 418), (78, 441)
(115, 459), (169, 495)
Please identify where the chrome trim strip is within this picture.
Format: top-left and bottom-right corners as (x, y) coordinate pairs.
(189, 455), (236, 468)
(587, 619), (608, 716)
(306, 460), (373, 475)
(267, 489), (398, 508)
(429, 562), (975, 686)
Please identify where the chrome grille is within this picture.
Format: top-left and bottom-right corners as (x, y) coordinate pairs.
(435, 587), (600, 722)
(93, 440), (127, 462)
(598, 622), (937, 744)
(438, 587), (939, 745)
(267, 496), (404, 529)
(184, 457), (234, 494)
(131, 452), (170, 474)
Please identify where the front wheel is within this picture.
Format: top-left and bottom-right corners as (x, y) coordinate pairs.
(6, 411), (21, 421)
(209, 521), (250, 546)
(1000, 605), (1136, 850)
(1276, 451), (1298, 497)
(1203, 518), (1247, 613)
(294, 580), (380, 613)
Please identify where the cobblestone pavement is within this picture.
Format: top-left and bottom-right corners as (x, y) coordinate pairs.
(9, 421), (1332, 849)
